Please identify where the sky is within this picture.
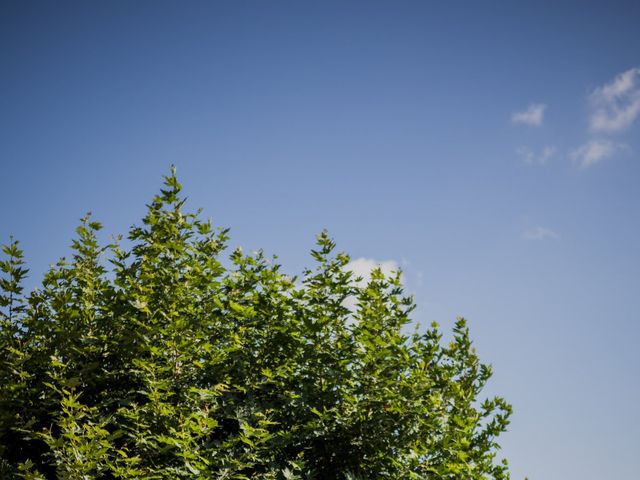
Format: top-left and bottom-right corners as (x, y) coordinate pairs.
(1, 1), (639, 478)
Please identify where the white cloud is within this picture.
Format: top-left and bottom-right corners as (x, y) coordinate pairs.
(512, 103), (546, 126)
(589, 67), (640, 133)
(523, 227), (559, 241)
(342, 257), (400, 315)
(569, 139), (624, 169)
(517, 145), (556, 165)
(345, 257), (400, 286)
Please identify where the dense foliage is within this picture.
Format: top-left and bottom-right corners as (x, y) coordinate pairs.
(0, 169), (513, 479)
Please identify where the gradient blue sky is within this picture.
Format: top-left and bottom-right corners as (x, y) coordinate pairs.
(2, 1), (639, 478)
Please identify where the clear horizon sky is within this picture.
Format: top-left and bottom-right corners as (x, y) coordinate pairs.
(2, 2), (639, 478)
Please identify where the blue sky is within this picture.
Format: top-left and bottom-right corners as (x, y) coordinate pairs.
(2, 1), (639, 478)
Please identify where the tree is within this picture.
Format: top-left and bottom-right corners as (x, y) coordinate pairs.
(0, 168), (514, 479)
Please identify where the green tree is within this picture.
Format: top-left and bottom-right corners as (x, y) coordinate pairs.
(0, 168), (514, 479)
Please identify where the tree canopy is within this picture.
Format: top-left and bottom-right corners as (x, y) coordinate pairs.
(0, 168), (514, 479)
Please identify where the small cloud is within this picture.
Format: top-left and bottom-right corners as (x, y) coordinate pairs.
(517, 145), (556, 165)
(589, 67), (640, 133)
(343, 257), (400, 315)
(523, 227), (559, 241)
(345, 257), (399, 286)
(569, 139), (624, 169)
(512, 103), (546, 126)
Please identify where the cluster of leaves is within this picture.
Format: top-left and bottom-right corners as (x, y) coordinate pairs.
(0, 169), (513, 479)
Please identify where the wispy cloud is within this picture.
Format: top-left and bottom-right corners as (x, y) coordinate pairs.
(343, 258), (400, 314)
(512, 103), (546, 126)
(523, 227), (559, 241)
(569, 139), (624, 169)
(589, 67), (640, 133)
(345, 257), (399, 286)
(517, 145), (556, 165)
